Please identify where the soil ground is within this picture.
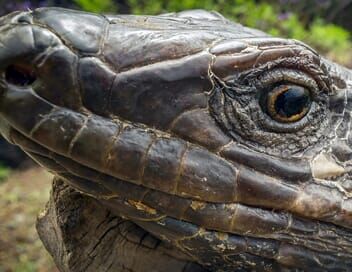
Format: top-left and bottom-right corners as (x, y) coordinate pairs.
(0, 167), (58, 272)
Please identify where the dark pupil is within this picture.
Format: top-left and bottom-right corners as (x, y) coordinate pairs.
(5, 65), (36, 86)
(275, 86), (310, 118)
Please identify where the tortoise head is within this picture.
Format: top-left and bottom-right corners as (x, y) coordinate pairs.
(0, 8), (352, 270)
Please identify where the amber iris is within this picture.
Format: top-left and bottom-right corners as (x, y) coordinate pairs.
(267, 84), (311, 123)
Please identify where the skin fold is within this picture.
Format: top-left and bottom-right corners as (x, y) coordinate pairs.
(0, 8), (352, 271)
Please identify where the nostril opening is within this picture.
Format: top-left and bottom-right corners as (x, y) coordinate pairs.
(16, 14), (33, 24)
(5, 65), (36, 86)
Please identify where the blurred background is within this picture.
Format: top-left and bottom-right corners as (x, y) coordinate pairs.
(0, 1), (351, 271)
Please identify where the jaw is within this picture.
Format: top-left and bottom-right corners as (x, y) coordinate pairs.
(4, 122), (352, 270)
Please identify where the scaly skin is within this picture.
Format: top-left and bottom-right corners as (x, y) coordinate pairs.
(0, 8), (352, 271)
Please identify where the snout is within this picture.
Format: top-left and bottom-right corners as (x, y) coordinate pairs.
(0, 18), (56, 69)
(0, 12), (61, 98)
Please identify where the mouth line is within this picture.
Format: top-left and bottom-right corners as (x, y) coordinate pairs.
(8, 126), (352, 259)
(1, 83), (351, 229)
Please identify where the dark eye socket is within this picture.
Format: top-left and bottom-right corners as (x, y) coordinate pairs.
(264, 84), (311, 123)
(5, 65), (36, 86)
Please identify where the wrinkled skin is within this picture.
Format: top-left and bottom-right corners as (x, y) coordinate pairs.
(0, 8), (352, 272)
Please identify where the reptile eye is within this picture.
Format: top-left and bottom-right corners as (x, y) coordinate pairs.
(5, 65), (36, 86)
(266, 84), (311, 123)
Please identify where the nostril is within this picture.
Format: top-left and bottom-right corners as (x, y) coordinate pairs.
(5, 65), (36, 86)
(16, 14), (33, 25)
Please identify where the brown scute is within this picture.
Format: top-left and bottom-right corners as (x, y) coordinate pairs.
(69, 115), (121, 169)
(78, 57), (116, 116)
(236, 167), (299, 209)
(220, 142), (312, 181)
(33, 8), (107, 54)
(210, 40), (248, 55)
(183, 203), (234, 232)
(0, 88), (54, 135)
(291, 184), (342, 222)
(105, 52), (212, 130)
(31, 109), (86, 156)
(142, 137), (187, 193)
(178, 147), (238, 202)
(170, 108), (231, 151)
(105, 126), (155, 183)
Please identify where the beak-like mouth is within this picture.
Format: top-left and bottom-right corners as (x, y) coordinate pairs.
(8, 127), (352, 270)
(1, 83), (351, 270)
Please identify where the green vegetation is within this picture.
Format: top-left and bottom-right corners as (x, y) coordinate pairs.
(14, 258), (37, 272)
(74, 0), (117, 13)
(124, 0), (352, 67)
(0, 164), (10, 182)
(0, 169), (56, 272)
(309, 21), (351, 65)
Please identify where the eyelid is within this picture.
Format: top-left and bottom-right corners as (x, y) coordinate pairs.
(253, 68), (319, 92)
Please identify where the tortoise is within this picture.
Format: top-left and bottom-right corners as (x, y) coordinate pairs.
(0, 7), (351, 272)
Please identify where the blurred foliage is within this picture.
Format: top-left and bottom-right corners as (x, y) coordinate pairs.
(126, 0), (352, 67)
(0, 168), (56, 272)
(74, 0), (117, 12)
(0, 164), (10, 182)
(271, 0), (352, 31)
